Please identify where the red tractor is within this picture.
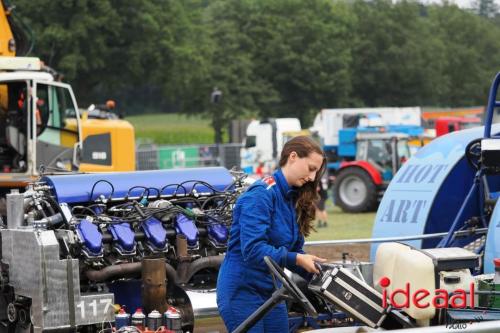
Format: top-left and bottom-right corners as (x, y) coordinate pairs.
(329, 131), (412, 213)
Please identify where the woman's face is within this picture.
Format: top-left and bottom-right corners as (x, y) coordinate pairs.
(286, 151), (324, 187)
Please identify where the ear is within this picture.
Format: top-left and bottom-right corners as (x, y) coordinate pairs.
(289, 151), (297, 162)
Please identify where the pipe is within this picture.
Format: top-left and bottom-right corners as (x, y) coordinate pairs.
(177, 255), (224, 285)
(176, 235), (190, 284)
(85, 262), (141, 282)
(142, 259), (168, 314)
(85, 262), (178, 284)
(305, 228), (489, 246)
(176, 235), (188, 258)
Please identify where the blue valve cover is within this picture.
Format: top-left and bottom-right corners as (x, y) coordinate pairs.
(176, 214), (199, 248)
(76, 219), (103, 255)
(142, 217), (167, 250)
(41, 168), (234, 204)
(207, 223), (228, 246)
(109, 223), (136, 252)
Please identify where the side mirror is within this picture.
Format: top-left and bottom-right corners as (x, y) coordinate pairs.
(73, 142), (81, 169)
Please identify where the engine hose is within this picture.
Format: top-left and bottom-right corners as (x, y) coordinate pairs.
(40, 199), (55, 216)
(85, 262), (179, 284)
(177, 255), (224, 285)
(45, 196), (67, 224)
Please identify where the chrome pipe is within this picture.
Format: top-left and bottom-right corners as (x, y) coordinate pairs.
(305, 228), (488, 246)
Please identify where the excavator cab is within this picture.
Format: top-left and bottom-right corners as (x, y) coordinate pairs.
(0, 57), (82, 190)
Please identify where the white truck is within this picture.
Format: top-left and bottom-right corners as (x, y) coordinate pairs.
(311, 107), (422, 147)
(240, 118), (301, 174)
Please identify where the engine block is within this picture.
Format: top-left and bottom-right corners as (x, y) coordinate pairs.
(0, 167), (246, 333)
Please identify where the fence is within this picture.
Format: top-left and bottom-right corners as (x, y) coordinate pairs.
(136, 143), (242, 171)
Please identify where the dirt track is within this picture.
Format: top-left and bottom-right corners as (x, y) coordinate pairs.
(305, 243), (371, 262)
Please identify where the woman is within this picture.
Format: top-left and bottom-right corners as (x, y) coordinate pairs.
(217, 136), (327, 332)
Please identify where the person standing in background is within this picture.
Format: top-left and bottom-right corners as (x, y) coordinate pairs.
(316, 174), (329, 228)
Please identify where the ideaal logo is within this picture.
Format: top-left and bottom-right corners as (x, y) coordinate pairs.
(379, 277), (475, 309)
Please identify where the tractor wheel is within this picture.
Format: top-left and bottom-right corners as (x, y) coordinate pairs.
(333, 167), (377, 213)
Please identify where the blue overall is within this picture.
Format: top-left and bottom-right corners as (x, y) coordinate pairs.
(217, 169), (309, 332)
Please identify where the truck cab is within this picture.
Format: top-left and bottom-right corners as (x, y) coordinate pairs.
(0, 57), (135, 193)
(0, 57), (81, 188)
(435, 116), (481, 137)
(240, 118), (301, 174)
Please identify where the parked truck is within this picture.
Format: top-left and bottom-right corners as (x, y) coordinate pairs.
(435, 116), (481, 137)
(240, 118), (301, 174)
(0, 56), (135, 196)
(312, 107), (424, 212)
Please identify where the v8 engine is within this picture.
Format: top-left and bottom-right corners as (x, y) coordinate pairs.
(0, 167), (246, 333)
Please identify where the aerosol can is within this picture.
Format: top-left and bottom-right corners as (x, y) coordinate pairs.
(115, 308), (131, 329)
(147, 310), (162, 331)
(164, 306), (182, 333)
(131, 308), (146, 330)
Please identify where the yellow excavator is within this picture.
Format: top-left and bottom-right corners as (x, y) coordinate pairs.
(0, 1), (135, 193)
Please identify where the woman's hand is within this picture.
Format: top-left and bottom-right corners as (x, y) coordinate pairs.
(296, 254), (327, 274)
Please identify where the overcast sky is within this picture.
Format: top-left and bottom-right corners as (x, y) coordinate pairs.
(421, 0), (496, 9)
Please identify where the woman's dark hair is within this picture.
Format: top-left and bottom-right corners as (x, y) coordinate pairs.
(279, 136), (326, 237)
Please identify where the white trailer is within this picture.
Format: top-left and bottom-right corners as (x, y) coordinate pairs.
(312, 107), (422, 146)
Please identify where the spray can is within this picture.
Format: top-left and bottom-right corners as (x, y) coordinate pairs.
(131, 308), (146, 330)
(147, 310), (162, 331)
(163, 306), (182, 332)
(115, 308), (131, 329)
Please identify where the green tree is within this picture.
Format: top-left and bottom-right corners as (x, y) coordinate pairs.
(429, 3), (500, 105)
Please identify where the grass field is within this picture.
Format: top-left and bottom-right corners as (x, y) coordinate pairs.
(127, 113), (224, 145)
(306, 202), (377, 241)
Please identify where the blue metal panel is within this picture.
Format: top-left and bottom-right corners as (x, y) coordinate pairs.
(338, 144), (356, 157)
(338, 129), (357, 157)
(42, 167), (234, 204)
(327, 162), (342, 171)
(386, 125), (424, 136)
(485, 193), (500, 273)
(339, 129), (357, 144)
(371, 125), (500, 260)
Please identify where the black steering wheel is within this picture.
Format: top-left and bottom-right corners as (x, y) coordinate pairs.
(264, 256), (318, 318)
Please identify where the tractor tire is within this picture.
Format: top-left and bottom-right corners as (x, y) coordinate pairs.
(333, 167), (377, 213)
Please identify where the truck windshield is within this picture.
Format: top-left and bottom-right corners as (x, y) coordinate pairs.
(370, 140), (392, 169)
(358, 139), (392, 170)
(0, 81), (29, 173)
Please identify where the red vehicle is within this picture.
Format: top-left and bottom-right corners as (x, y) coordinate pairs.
(435, 116), (481, 137)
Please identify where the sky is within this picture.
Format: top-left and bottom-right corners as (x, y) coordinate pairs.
(422, 0), (498, 8)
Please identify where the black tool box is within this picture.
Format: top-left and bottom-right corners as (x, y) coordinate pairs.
(309, 265), (388, 328)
